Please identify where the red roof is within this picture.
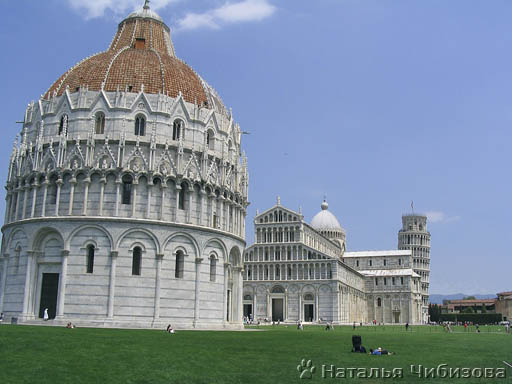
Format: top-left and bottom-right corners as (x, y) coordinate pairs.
(45, 15), (209, 107)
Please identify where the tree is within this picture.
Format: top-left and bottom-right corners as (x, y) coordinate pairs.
(463, 306), (474, 314)
(481, 304), (487, 313)
(463, 296), (476, 300)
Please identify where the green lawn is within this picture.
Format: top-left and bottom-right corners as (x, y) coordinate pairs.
(0, 324), (510, 383)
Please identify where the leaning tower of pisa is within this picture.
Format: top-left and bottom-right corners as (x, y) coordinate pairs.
(398, 214), (430, 323)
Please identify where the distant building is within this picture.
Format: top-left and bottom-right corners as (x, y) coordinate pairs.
(242, 199), (426, 324)
(495, 292), (512, 321)
(440, 292), (512, 321)
(441, 299), (496, 314)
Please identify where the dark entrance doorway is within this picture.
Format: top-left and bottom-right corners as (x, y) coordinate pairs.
(39, 273), (59, 319)
(394, 312), (400, 324)
(243, 304), (253, 319)
(272, 298), (283, 321)
(304, 304), (314, 322)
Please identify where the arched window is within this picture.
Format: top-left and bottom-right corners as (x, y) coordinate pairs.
(271, 286), (285, 294)
(122, 175), (133, 204)
(173, 119), (183, 141)
(135, 115), (145, 136)
(206, 129), (214, 150)
(86, 244), (95, 274)
(47, 176), (58, 204)
(209, 255), (216, 282)
(243, 294), (252, 301)
(304, 293), (314, 301)
(59, 114), (68, 136)
(178, 182), (186, 210)
(175, 250), (184, 278)
(95, 112), (105, 134)
(132, 246), (142, 276)
(377, 298), (382, 307)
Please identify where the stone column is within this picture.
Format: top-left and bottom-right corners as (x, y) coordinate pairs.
(298, 292), (302, 322)
(21, 251), (37, 320)
(193, 257), (203, 327)
(187, 189), (193, 224)
(226, 202), (231, 232)
(41, 180), (48, 217)
(82, 178), (91, 215)
(146, 181), (153, 219)
(68, 178), (76, 215)
(210, 192), (216, 227)
(4, 191), (11, 223)
(219, 196), (225, 231)
(315, 287), (319, 322)
(99, 177), (106, 216)
(55, 179), (63, 216)
(199, 189), (205, 226)
(237, 267), (243, 323)
(153, 253), (164, 321)
(159, 184), (167, 221)
(131, 180), (138, 218)
(22, 183), (29, 219)
(223, 263), (229, 325)
(175, 185), (181, 223)
(14, 186), (21, 221)
(56, 249), (70, 319)
(284, 288), (288, 321)
(0, 254), (9, 314)
(115, 180), (121, 217)
(107, 251), (118, 318)
(253, 293), (257, 321)
(266, 289), (271, 319)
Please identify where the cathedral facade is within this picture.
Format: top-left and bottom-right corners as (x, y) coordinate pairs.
(243, 200), (428, 324)
(0, 4), (248, 329)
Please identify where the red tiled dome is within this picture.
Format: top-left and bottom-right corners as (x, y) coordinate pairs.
(45, 6), (213, 108)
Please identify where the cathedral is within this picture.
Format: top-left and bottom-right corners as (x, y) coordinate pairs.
(242, 199), (430, 324)
(0, 3), (248, 329)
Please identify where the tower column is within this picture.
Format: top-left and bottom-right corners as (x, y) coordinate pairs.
(107, 251), (118, 319)
(153, 253), (163, 322)
(56, 250), (70, 319)
(68, 179), (76, 215)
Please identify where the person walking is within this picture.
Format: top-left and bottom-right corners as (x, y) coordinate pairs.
(405, 322), (409, 331)
(43, 308), (49, 321)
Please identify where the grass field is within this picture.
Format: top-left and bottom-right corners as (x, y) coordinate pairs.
(0, 324), (510, 383)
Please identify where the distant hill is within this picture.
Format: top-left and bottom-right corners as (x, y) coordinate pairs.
(429, 293), (496, 305)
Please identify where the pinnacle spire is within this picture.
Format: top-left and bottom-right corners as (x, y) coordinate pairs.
(143, 0), (150, 10)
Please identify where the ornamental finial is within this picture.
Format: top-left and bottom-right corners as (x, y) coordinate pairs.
(143, 0), (150, 9)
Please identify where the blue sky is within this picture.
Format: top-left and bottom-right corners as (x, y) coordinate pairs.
(1, 0), (510, 294)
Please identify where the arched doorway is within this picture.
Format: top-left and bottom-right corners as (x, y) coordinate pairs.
(270, 285), (285, 322)
(31, 229), (65, 321)
(304, 293), (315, 322)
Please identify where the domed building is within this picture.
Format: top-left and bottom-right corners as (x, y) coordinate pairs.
(310, 200), (346, 250)
(243, 199), (425, 324)
(0, 2), (248, 329)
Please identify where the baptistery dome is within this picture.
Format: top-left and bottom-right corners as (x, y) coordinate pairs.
(0, 3), (248, 330)
(45, 2), (226, 114)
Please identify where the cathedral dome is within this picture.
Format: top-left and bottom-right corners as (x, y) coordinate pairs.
(311, 201), (342, 231)
(44, 3), (226, 114)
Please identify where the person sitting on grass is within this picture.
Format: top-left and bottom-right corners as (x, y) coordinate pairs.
(369, 347), (395, 355)
(166, 324), (175, 334)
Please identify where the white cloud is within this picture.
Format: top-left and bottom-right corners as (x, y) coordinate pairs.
(66, 0), (179, 19)
(425, 211), (460, 224)
(178, 0), (276, 30)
